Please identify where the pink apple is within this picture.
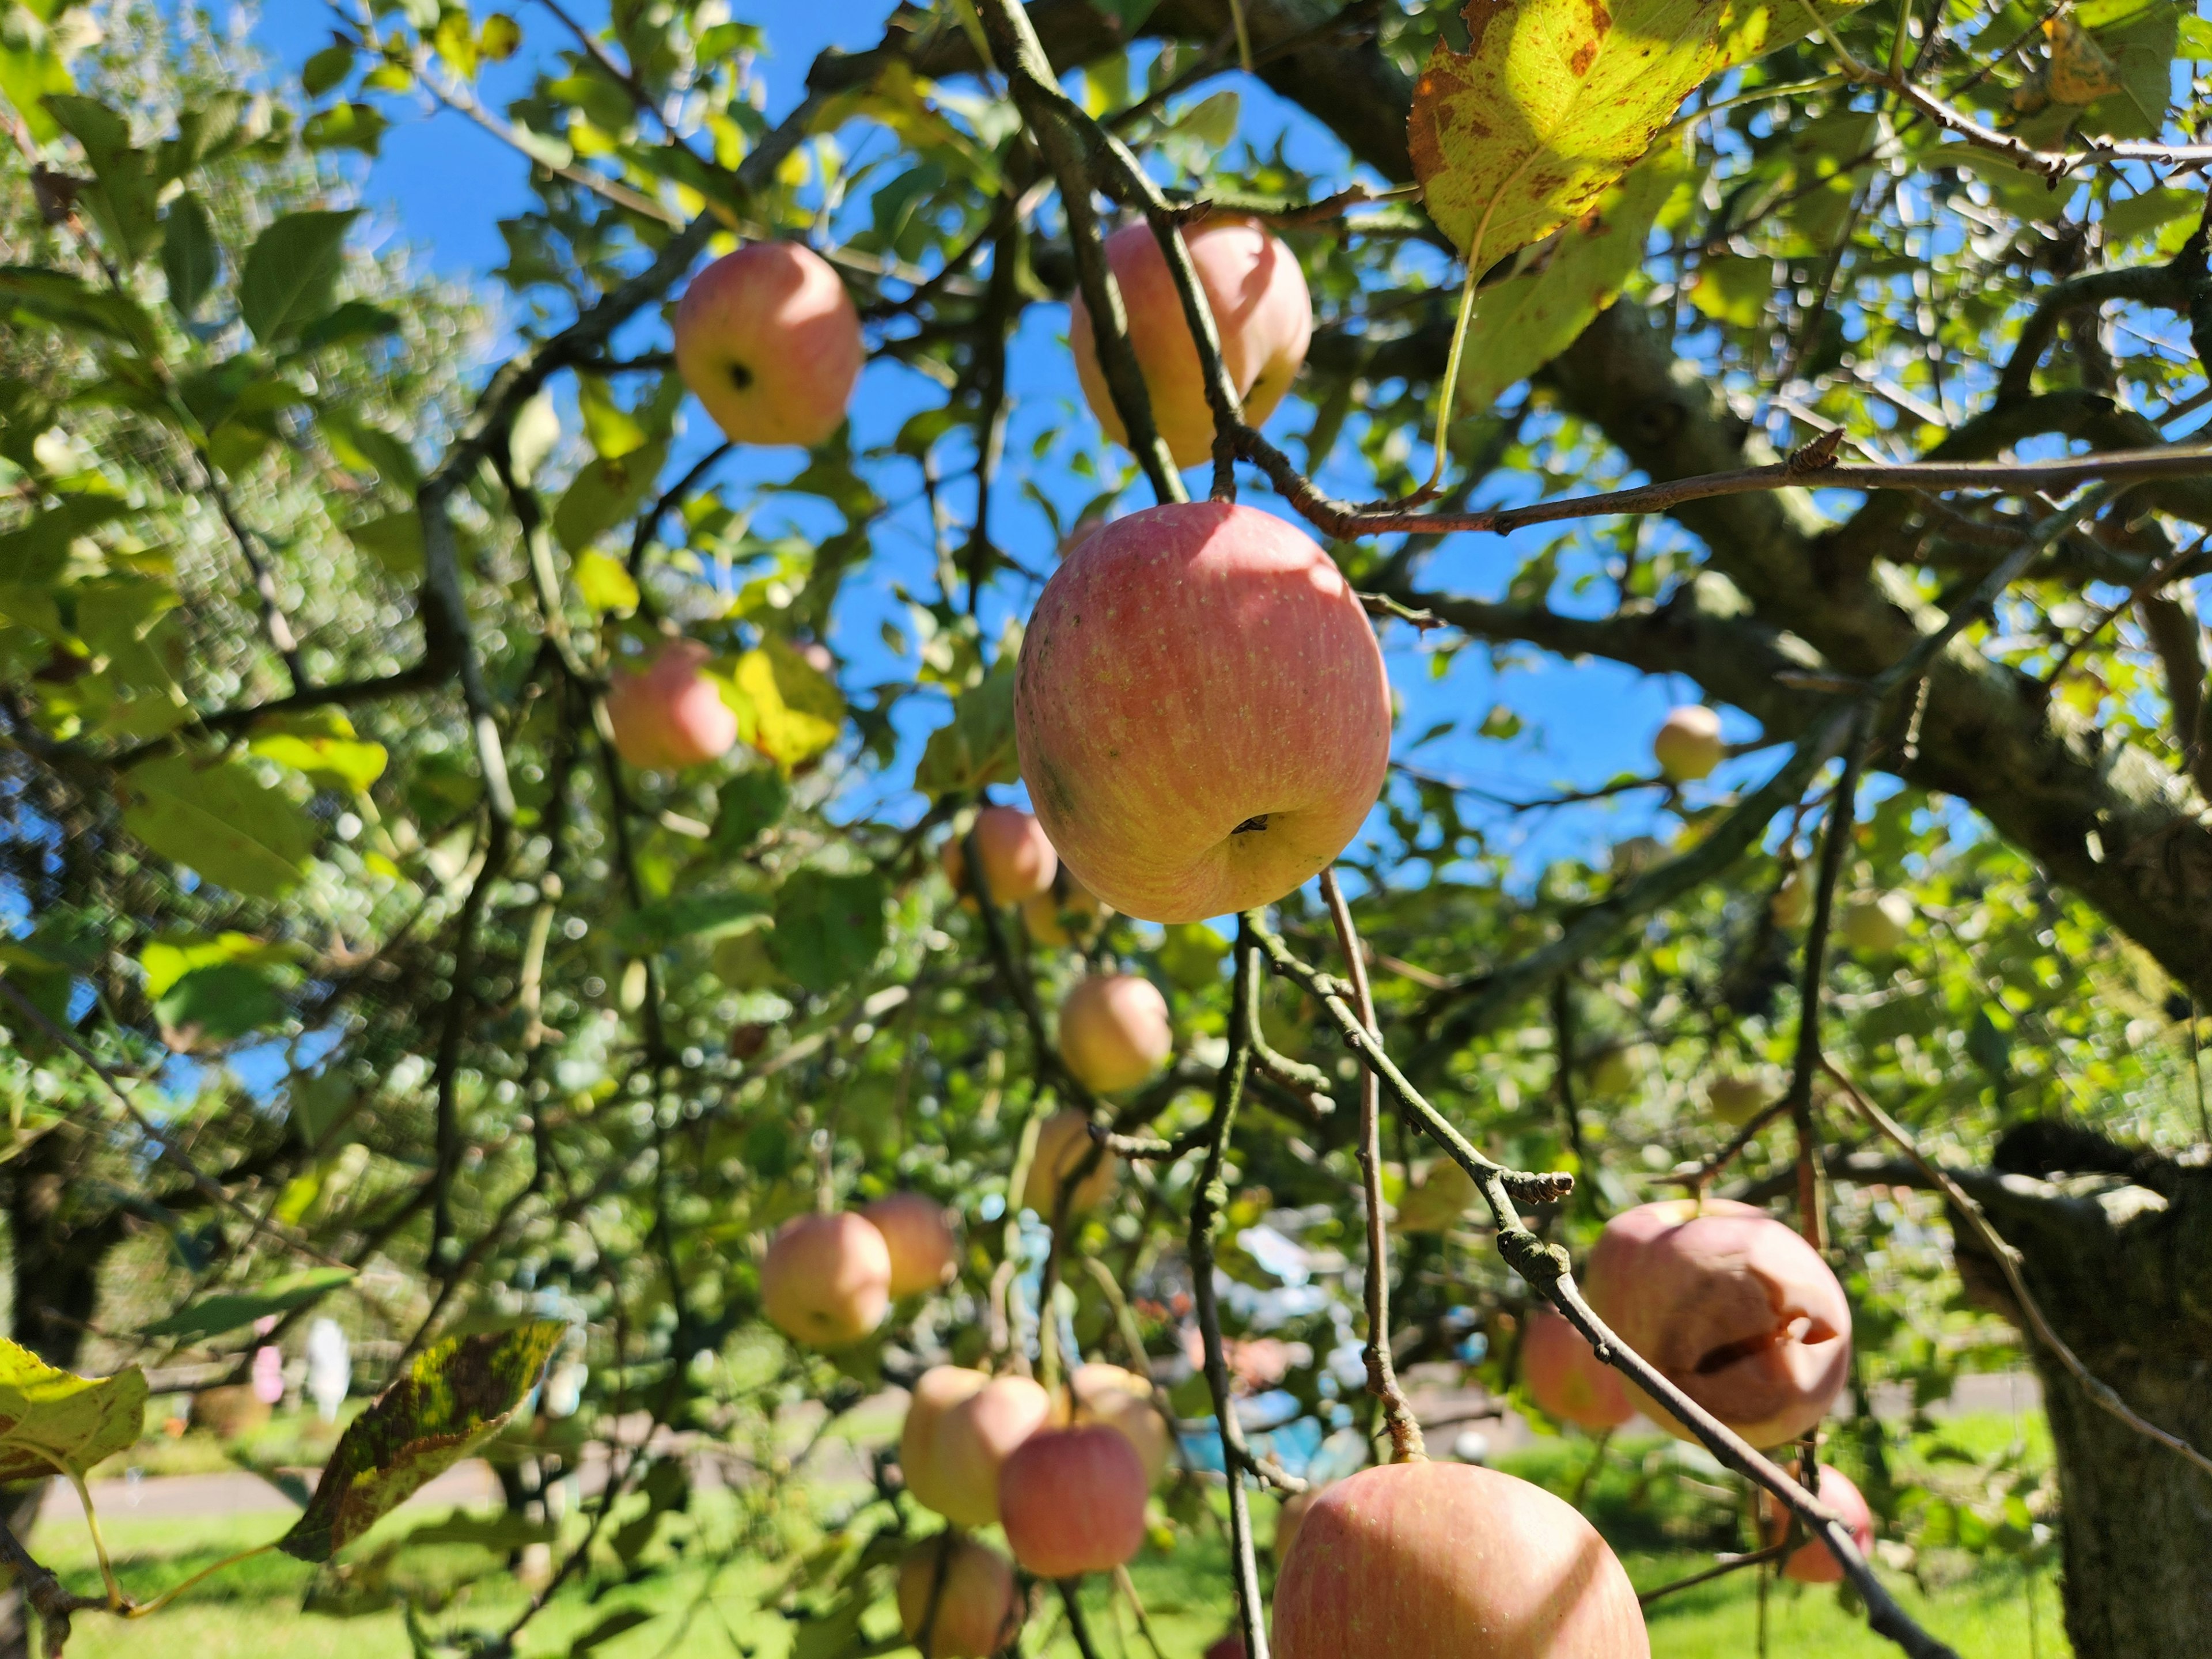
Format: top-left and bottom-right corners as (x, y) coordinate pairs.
(861, 1192), (959, 1297)
(923, 1374), (1054, 1528)
(1763, 1463), (1876, 1584)
(1272, 1462), (1648, 1658)
(897, 1534), (1020, 1658)
(1014, 502), (1391, 923)
(673, 241), (862, 448)
(605, 639), (738, 771)
(1021, 1109), (1119, 1216)
(1058, 974), (1173, 1094)
(1522, 1306), (1634, 1433)
(900, 1365), (990, 1512)
(998, 1423), (1150, 1578)
(759, 1211), (891, 1349)
(941, 805), (1058, 906)
(1583, 1198), (1851, 1448)
(1052, 1361), (1172, 1485)
(1071, 218), (1313, 468)
(1652, 705), (1724, 781)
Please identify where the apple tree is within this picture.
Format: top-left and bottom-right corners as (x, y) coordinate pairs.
(0, 0), (2209, 1656)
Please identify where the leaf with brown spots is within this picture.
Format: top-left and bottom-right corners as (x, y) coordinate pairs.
(1408, 0), (1866, 263)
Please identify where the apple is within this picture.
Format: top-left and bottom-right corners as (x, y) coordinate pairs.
(1273, 1487), (1316, 1565)
(900, 1365), (991, 1512)
(1014, 502), (1391, 923)
(759, 1211), (891, 1349)
(605, 639), (738, 771)
(1583, 1046), (1639, 1100)
(1583, 1198), (1851, 1448)
(673, 241), (863, 448)
(897, 1534), (1020, 1658)
(861, 1192), (959, 1297)
(1022, 870), (1109, 948)
(941, 805), (1058, 906)
(1522, 1306), (1634, 1433)
(1204, 1639), (1245, 1659)
(923, 1374), (1054, 1527)
(1762, 1463), (1876, 1585)
(998, 1423), (1150, 1578)
(1021, 1108), (1119, 1216)
(1652, 705), (1725, 782)
(1272, 1462), (1648, 1658)
(1070, 217), (1313, 469)
(1840, 891), (1912, 953)
(1705, 1074), (1771, 1127)
(1052, 1361), (1173, 1485)
(1058, 974), (1173, 1094)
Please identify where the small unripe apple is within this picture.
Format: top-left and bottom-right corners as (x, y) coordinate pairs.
(673, 241), (863, 448)
(605, 639), (739, 771)
(941, 805), (1058, 906)
(1705, 1074), (1771, 1127)
(1052, 1361), (1172, 1485)
(1762, 1463), (1876, 1584)
(897, 1534), (1020, 1658)
(1272, 1488), (1316, 1565)
(900, 1366), (991, 1512)
(1771, 869), (1810, 928)
(1522, 1306), (1634, 1432)
(1840, 891), (1912, 953)
(1022, 870), (1109, 948)
(1584, 1046), (1639, 1099)
(1272, 1462), (1647, 1658)
(861, 1192), (959, 1297)
(1584, 1198), (1851, 1448)
(926, 1374), (1054, 1527)
(1058, 974), (1173, 1094)
(760, 1211), (891, 1349)
(1653, 704), (1725, 782)
(1015, 502), (1390, 923)
(998, 1423), (1150, 1578)
(1070, 217), (1313, 469)
(1021, 1109), (1119, 1215)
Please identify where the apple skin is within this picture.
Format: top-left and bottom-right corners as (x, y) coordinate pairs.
(1058, 974), (1173, 1094)
(1841, 891), (1913, 953)
(1584, 1198), (1851, 1448)
(1014, 502), (1391, 924)
(923, 1374), (1054, 1528)
(673, 242), (862, 448)
(897, 1534), (1020, 1659)
(1021, 1109), (1119, 1216)
(941, 805), (1059, 906)
(1652, 705), (1725, 782)
(759, 1212), (891, 1349)
(900, 1366), (991, 1512)
(860, 1192), (959, 1297)
(1203, 1638), (1245, 1659)
(1763, 1464), (1876, 1585)
(1272, 1461), (1649, 1659)
(605, 639), (739, 771)
(1051, 1361), (1173, 1485)
(1522, 1306), (1634, 1432)
(998, 1423), (1150, 1578)
(1070, 218), (1313, 469)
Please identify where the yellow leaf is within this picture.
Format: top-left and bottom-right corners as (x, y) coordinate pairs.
(723, 636), (843, 774)
(572, 549), (640, 615)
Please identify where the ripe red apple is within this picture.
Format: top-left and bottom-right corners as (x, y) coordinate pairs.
(1763, 1463), (1876, 1584)
(673, 241), (862, 448)
(897, 1534), (1020, 1658)
(861, 1192), (959, 1297)
(1272, 1462), (1647, 1658)
(1584, 1198), (1851, 1448)
(1652, 705), (1724, 782)
(1021, 1109), (1119, 1215)
(605, 639), (738, 771)
(1841, 891), (1912, 953)
(1070, 217), (1313, 469)
(1522, 1306), (1634, 1433)
(923, 1374), (1054, 1527)
(941, 805), (1058, 906)
(998, 1423), (1150, 1578)
(1014, 502), (1390, 923)
(900, 1365), (990, 1512)
(1058, 974), (1173, 1094)
(759, 1211), (891, 1349)
(1022, 870), (1109, 948)
(1052, 1361), (1172, 1484)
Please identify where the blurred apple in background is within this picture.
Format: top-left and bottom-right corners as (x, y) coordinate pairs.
(998, 1423), (1150, 1578)
(942, 805), (1059, 906)
(759, 1213), (891, 1349)
(1522, 1305), (1634, 1432)
(900, 1366), (990, 1513)
(1058, 974), (1173, 1094)
(897, 1534), (1021, 1658)
(1022, 1109), (1119, 1215)
(1652, 705), (1724, 782)
(606, 639), (738, 771)
(861, 1192), (959, 1297)
(924, 1374), (1053, 1528)
(1022, 869), (1109, 948)
(1053, 1361), (1173, 1484)
(1763, 1464), (1876, 1584)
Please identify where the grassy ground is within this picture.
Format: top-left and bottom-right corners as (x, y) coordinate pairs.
(39, 1411), (2069, 1658)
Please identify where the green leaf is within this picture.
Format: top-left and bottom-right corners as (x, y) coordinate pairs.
(122, 752), (315, 900)
(142, 1267), (357, 1343)
(346, 510), (426, 577)
(1408, 0), (1863, 262)
(0, 20), (77, 145)
(1690, 253), (1772, 328)
(249, 708), (389, 792)
(570, 1609), (656, 1656)
(480, 14), (524, 61)
(724, 636), (844, 773)
(0, 1339), (146, 1481)
(577, 374), (648, 459)
(0, 264), (157, 349)
(159, 192), (220, 324)
(710, 767), (789, 854)
(278, 1321), (566, 1563)
(608, 890), (771, 955)
(238, 209), (360, 345)
(0, 494), (130, 586)
(301, 41), (356, 98)
(46, 94), (160, 264)
(304, 101), (388, 156)
(769, 869), (886, 993)
(914, 658), (1018, 799)
(154, 92), (251, 185)
(139, 930), (296, 998)
(571, 548), (639, 615)
(552, 442), (666, 554)
(295, 301), (402, 355)
(154, 962), (285, 1047)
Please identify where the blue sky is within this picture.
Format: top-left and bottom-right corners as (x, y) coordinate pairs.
(241, 1), (1738, 882)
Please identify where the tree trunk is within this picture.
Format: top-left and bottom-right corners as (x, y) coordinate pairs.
(1953, 1122), (2212, 1659)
